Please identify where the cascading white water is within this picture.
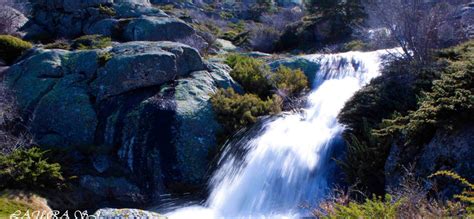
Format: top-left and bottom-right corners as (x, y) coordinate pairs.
(167, 49), (397, 219)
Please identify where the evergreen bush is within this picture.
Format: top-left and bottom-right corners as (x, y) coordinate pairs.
(210, 88), (281, 135)
(71, 35), (112, 50)
(0, 147), (64, 191)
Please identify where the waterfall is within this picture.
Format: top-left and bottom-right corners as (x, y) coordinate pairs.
(167, 49), (397, 218)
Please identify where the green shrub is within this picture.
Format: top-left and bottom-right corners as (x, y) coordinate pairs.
(211, 88), (281, 135)
(226, 55), (309, 98)
(376, 41), (473, 146)
(225, 53), (247, 68)
(324, 194), (402, 219)
(216, 56), (308, 143)
(430, 170), (474, 213)
(336, 122), (392, 194)
(225, 55), (273, 98)
(221, 30), (239, 41)
(272, 65), (308, 96)
(336, 61), (420, 193)
(193, 22), (221, 37)
(219, 11), (234, 20)
(221, 21), (249, 45)
(43, 40), (71, 50)
(228, 20), (246, 33)
(98, 51), (113, 67)
(338, 41), (473, 194)
(71, 35), (112, 50)
(221, 30), (249, 46)
(0, 147), (64, 191)
(98, 4), (116, 16)
(0, 35), (32, 64)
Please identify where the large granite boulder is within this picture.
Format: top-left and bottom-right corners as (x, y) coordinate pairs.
(123, 17), (195, 42)
(5, 41), (238, 205)
(92, 41), (204, 100)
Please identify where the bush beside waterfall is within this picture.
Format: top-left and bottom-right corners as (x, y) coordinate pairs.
(211, 88), (281, 139)
(338, 40), (474, 195)
(315, 172), (474, 218)
(376, 41), (474, 146)
(226, 54), (274, 98)
(211, 54), (308, 142)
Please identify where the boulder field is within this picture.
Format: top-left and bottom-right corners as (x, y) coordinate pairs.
(5, 41), (239, 206)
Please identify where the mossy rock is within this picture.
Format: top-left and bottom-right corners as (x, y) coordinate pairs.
(0, 35), (32, 65)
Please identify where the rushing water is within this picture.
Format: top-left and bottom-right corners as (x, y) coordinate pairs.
(166, 49), (396, 218)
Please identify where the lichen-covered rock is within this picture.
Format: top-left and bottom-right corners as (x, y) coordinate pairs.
(173, 68), (236, 184)
(5, 42), (237, 205)
(83, 18), (120, 37)
(123, 17), (195, 42)
(113, 2), (168, 18)
(30, 74), (98, 147)
(6, 50), (69, 112)
(24, 0), (178, 40)
(92, 41), (205, 100)
(95, 61), (239, 198)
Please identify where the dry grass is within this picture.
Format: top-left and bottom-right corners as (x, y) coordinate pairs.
(0, 82), (33, 155)
(313, 172), (471, 218)
(0, 190), (52, 218)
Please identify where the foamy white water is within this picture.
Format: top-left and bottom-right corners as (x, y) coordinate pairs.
(167, 49), (398, 219)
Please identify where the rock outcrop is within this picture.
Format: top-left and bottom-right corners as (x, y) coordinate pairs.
(385, 125), (474, 197)
(460, 2), (474, 39)
(23, 0), (196, 42)
(5, 41), (238, 205)
(0, 6), (28, 36)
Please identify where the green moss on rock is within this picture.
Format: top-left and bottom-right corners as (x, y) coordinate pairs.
(0, 35), (32, 64)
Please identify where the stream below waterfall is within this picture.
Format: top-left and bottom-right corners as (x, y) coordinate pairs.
(163, 49), (398, 219)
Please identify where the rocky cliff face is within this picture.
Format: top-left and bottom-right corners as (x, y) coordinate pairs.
(5, 41), (239, 206)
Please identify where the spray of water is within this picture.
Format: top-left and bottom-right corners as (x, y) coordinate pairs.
(167, 49), (397, 218)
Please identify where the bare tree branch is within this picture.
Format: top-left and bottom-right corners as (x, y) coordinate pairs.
(364, 0), (456, 65)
